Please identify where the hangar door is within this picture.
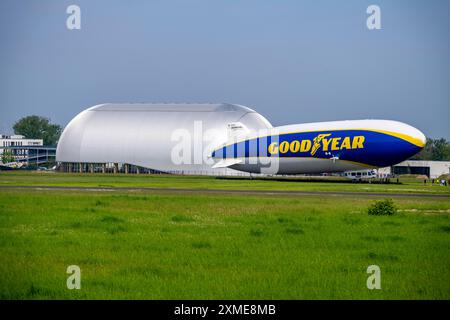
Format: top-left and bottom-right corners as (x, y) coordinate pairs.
(393, 166), (430, 177)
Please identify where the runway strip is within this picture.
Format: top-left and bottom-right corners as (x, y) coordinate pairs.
(1, 185), (449, 199)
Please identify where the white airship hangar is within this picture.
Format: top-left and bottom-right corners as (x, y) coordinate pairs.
(56, 103), (438, 177)
(56, 103), (273, 175)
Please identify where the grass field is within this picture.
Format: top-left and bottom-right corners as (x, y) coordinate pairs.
(1, 171), (449, 194)
(0, 172), (449, 299)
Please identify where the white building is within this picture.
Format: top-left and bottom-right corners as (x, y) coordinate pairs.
(56, 103), (272, 174)
(380, 160), (450, 179)
(0, 134), (43, 161)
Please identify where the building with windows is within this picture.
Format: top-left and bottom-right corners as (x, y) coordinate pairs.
(0, 134), (43, 162)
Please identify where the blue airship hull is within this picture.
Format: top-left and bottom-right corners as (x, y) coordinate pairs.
(211, 120), (425, 174)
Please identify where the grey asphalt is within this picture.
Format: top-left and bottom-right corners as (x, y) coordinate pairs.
(0, 185), (449, 199)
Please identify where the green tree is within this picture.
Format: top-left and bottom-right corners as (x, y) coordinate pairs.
(431, 138), (450, 161)
(13, 116), (62, 146)
(1, 150), (14, 164)
(411, 137), (450, 161)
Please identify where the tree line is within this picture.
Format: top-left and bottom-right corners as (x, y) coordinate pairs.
(410, 138), (450, 161)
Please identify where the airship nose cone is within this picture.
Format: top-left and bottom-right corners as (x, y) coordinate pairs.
(415, 128), (427, 149)
(388, 120), (426, 149)
(405, 124), (427, 149)
(359, 120), (426, 167)
(382, 121), (426, 165)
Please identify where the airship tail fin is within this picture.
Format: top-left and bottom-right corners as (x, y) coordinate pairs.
(212, 158), (243, 169)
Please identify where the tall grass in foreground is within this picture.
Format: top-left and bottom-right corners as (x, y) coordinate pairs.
(0, 189), (449, 299)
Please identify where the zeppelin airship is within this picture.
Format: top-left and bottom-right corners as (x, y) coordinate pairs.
(211, 119), (426, 175)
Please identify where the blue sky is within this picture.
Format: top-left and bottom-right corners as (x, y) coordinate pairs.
(0, 0), (449, 139)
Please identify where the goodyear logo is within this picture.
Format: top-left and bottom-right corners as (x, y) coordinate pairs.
(268, 133), (365, 155)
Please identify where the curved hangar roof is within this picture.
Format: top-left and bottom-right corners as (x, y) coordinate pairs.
(56, 103), (272, 173)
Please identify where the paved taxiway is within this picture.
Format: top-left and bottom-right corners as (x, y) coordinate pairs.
(0, 185), (449, 199)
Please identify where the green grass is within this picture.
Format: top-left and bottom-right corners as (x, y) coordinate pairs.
(1, 171), (449, 194)
(0, 185), (449, 299)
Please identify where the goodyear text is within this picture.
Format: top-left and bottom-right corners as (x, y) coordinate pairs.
(268, 134), (365, 155)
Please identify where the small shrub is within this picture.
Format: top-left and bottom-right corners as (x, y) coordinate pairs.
(368, 199), (397, 216)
